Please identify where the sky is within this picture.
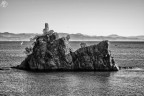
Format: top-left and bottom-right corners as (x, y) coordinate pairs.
(0, 0), (144, 36)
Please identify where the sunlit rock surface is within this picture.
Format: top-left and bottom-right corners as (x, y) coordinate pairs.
(13, 23), (119, 71)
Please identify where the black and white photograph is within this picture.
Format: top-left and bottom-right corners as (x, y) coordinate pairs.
(0, 0), (144, 96)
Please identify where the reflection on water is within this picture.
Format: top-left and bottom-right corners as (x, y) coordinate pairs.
(0, 69), (144, 96)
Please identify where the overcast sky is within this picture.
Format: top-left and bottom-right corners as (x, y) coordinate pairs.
(0, 0), (144, 36)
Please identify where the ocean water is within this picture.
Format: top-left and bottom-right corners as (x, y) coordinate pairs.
(0, 41), (144, 96)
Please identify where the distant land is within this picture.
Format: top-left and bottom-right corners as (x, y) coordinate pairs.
(0, 32), (144, 41)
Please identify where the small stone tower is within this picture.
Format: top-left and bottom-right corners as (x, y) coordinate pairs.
(43, 23), (49, 34)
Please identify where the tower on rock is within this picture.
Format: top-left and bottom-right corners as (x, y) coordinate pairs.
(43, 23), (49, 34)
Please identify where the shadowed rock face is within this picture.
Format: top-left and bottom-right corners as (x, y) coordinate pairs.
(14, 27), (119, 71)
(71, 41), (118, 71)
(18, 33), (74, 70)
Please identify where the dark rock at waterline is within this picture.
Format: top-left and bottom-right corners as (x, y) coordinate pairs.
(71, 41), (119, 71)
(16, 33), (74, 70)
(118, 66), (133, 69)
(13, 23), (119, 71)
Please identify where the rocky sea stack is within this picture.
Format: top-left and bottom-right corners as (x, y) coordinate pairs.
(13, 23), (119, 71)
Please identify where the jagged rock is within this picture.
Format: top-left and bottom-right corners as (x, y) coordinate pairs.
(70, 41), (119, 71)
(15, 39), (119, 71)
(16, 33), (73, 70)
(13, 23), (119, 71)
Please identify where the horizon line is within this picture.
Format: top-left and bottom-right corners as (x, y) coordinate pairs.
(0, 31), (144, 37)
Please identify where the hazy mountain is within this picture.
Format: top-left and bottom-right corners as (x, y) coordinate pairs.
(0, 32), (144, 41)
(0, 32), (36, 41)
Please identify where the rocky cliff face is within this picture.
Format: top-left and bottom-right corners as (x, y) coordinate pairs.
(14, 24), (119, 71)
(71, 41), (118, 71)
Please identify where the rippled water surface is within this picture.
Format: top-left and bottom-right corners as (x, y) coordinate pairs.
(0, 41), (144, 96)
(0, 69), (144, 96)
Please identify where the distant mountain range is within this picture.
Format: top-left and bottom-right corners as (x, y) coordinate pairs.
(0, 32), (144, 41)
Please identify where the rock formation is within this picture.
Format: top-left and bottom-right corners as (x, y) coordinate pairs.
(43, 23), (49, 34)
(13, 23), (119, 71)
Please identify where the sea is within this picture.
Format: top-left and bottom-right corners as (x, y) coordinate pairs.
(0, 41), (144, 96)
